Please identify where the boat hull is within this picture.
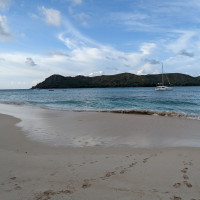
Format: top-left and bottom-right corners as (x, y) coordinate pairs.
(155, 86), (173, 91)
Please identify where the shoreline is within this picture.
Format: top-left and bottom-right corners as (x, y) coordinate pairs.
(2, 101), (200, 120)
(0, 103), (200, 148)
(1, 113), (200, 199)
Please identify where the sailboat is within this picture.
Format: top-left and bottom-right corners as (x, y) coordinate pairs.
(155, 63), (173, 91)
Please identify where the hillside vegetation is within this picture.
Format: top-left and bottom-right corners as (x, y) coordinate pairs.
(32, 73), (200, 89)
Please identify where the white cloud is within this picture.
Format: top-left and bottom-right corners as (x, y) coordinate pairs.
(140, 43), (156, 55)
(25, 57), (37, 66)
(111, 12), (150, 29)
(111, 12), (159, 32)
(72, 0), (82, 6)
(29, 13), (39, 19)
(178, 49), (194, 57)
(136, 63), (159, 75)
(67, 0), (90, 27)
(58, 32), (79, 49)
(0, 52), (72, 88)
(40, 6), (61, 26)
(0, 53), (43, 89)
(73, 12), (90, 27)
(0, 15), (11, 41)
(166, 30), (195, 54)
(118, 13), (148, 21)
(57, 18), (101, 49)
(88, 71), (104, 77)
(56, 19), (160, 76)
(1, 32), (200, 89)
(0, 0), (11, 10)
(47, 50), (70, 57)
(145, 58), (160, 65)
(110, 1), (200, 33)
(106, 66), (119, 71)
(70, 47), (104, 64)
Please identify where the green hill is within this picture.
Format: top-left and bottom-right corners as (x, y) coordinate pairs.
(32, 73), (200, 89)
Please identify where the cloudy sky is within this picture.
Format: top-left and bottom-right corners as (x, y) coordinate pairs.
(0, 0), (200, 89)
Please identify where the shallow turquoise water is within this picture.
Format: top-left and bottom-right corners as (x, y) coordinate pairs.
(0, 86), (200, 115)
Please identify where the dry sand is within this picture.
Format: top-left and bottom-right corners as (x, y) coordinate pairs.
(0, 107), (200, 200)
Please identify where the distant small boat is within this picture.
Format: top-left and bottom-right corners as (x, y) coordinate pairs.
(155, 63), (173, 91)
(49, 89), (54, 91)
(155, 85), (172, 91)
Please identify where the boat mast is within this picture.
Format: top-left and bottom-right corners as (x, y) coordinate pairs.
(161, 63), (164, 86)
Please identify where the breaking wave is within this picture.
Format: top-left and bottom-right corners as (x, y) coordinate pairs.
(2, 101), (200, 120)
(3, 101), (27, 106)
(1, 100), (200, 121)
(94, 109), (199, 120)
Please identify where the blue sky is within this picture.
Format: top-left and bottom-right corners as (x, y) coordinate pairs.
(0, 0), (200, 89)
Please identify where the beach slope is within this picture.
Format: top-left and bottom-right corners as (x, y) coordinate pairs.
(0, 108), (200, 200)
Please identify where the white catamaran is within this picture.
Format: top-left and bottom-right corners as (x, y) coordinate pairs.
(155, 63), (173, 91)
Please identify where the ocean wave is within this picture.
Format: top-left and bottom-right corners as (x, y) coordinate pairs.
(100, 109), (200, 120)
(2, 101), (27, 106)
(1, 101), (200, 120)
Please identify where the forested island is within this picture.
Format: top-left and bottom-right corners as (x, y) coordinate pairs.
(32, 73), (200, 89)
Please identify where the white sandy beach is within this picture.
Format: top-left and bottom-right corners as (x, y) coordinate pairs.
(0, 104), (200, 200)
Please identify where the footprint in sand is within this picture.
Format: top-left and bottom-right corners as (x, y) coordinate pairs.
(82, 179), (91, 189)
(50, 171), (57, 176)
(35, 189), (73, 200)
(99, 160), (137, 182)
(183, 161), (193, 166)
(10, 177), (17, 180)
(90, 161), (98, 164)
(14, 184), (22, 190)
(107, 171), (115, 177)
(67, 164), (72, 168)
(143, 158), (149, 163)
(102, 171), (116, 179)
(180, 166), (193, 188)
(183, 181), (192, 188)
(170, 196), (182, 200)
(190, 199), (200, 200)
(183, 175), (189, 180)
(143, 154), (156, 163)
(181, 167), (188, 173)
(119, 169), (127, 174)
(128, 162), (137, 168)
(173, 183), (181, 188)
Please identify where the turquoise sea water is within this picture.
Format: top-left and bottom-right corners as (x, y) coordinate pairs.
(0, 86), (200, 116)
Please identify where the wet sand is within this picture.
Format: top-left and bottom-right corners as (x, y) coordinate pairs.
(1, 106), (200, 199)
(0, 103), (200, 148)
